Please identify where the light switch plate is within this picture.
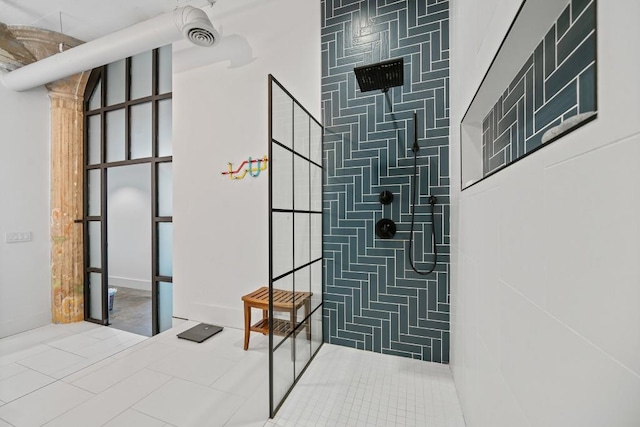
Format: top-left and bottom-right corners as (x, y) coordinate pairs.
(5, 232), (32, 243)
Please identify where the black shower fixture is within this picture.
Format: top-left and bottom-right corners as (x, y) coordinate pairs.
(379, 190), (394, 205)
(375, 219), (396, 239)
(354, 58), (404, 93)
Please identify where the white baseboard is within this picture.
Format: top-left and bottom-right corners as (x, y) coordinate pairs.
(187, 302), (249, 330)
(108, 276), (152, 291)
(0, 310), (51, 339)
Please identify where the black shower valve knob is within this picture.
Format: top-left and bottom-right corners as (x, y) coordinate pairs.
(379, 190), (394, 205)
(375, 219), (396, 239)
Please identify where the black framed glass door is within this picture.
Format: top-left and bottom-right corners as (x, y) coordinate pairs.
(83, 46), (174, 335)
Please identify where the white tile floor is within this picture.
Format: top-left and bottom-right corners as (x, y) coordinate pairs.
(0, 322), (465, 427)
(0, 321), (269, 427)
(269, 344), (466, 427)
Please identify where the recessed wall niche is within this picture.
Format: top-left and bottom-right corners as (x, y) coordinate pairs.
(461, 0), (597, 189)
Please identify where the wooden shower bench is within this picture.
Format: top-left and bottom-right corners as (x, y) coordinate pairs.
(241, 286), (312, 350)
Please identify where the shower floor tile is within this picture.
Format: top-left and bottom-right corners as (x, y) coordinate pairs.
(269, 344), (466, 427)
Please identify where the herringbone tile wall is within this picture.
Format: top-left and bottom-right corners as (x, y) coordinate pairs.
(321, 0), (450, 362)
(482, 0), (596, 176)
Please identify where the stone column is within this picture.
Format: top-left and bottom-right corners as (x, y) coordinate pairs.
(2, 25), (89, 323)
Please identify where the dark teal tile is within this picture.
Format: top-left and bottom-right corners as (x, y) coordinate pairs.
(503, 78), (525, 113)
(379, 294), (407, 305)
(338, 329), (364, 342)
(390, 341), (422, 354)
(571, 0), (591, 22)
(362, 309), (391, 320)
(563, 106), (578, 120)
(429, 311), (450, 322)
(428, 2), (449, 15)
(579, 62), (596, 113)
(422, 346), (433, 362)
(558, 2), (595, 64)
(498, 103), (518, 135)
(442, 332), (450, 363)
(383, 348), (414, 359)
(373, 328), (382, 352)
(544, 25), (556, 78)
(346, 322), (372, 335)
(418, 10), (448, 26)
(381, 319), (390, 348)
(508, 56), (533, 92)
(557, 5), (571, 38)
(534, 41), (544, 107)
(517, 99), (525, 159)
(487, 149), (505, 173)
(390, 313), (399, 341)
(418, 318), (450, 331)
(400, 334), (432, 347)
(433, 338), (442, 363)
(536, 80), (577, 132)
(409, 326), (442, 339)
(493, 127), (511, 153)
(409, 297), (418, 327)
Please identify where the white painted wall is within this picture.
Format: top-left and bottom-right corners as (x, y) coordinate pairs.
(450, 1), (640, 426)
(173, 0), (321, 328)
(0, 84), (51, 338)
(107, 163), (152, 291)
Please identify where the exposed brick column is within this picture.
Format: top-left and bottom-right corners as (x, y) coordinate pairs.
(48, 89), (87, 323)
(1, 25), (89, 323)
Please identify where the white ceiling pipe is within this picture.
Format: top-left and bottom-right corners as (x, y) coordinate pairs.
(1, 6), (219, 92)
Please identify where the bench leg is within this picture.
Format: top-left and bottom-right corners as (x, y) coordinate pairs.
(262, 310), (268, 334)
(305, 299), (311, 341)
(243, 302), (251, 350)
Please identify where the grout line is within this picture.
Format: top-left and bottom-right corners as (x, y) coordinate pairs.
(544, 128), (640, 169)
(497, 278), (640, 381)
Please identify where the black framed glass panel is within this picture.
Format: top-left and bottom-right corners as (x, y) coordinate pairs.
(268, 75), (324, 417)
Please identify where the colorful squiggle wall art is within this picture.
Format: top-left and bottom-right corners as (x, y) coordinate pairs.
(221, 155), (269, 180)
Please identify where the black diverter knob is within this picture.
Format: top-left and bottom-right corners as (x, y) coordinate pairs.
(375, 219), (396, 239)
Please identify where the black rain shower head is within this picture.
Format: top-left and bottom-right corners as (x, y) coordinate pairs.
(354, 58), (404, 92)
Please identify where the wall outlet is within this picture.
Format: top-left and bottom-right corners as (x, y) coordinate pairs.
(5, 232), (32, 243)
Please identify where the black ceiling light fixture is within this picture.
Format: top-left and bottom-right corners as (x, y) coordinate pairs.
(354, 58), (404, 93)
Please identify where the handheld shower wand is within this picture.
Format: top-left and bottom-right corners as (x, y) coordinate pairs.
(408, 111), (437, 275)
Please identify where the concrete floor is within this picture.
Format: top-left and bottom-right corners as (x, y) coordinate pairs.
(108, 287), (152, 337)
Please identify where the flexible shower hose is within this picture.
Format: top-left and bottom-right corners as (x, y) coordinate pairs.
(408, 113), (437, 275)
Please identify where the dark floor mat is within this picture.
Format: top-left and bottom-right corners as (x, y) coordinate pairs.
(177, 323), (224, 343)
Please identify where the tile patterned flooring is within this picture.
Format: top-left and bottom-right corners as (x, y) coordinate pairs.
(0, 321), (269, 427)
(0, 322), (465, 426)
(269, 344), (466, 427)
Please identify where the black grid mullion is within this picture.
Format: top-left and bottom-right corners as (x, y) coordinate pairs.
(151, 160), (159, 335)
(151, 49), (160, 336)
(268, 75), (274, 418)
(125, 57), (131, 160)
(308, 120), (313, 359)
(290, 93), (296, 383)
(272, 139), (322, 169)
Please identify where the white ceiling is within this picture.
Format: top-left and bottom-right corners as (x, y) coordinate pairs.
(0, 0), (213, 42)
